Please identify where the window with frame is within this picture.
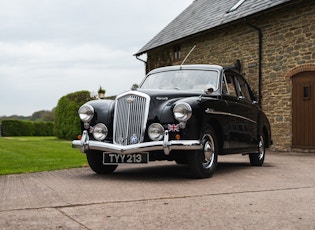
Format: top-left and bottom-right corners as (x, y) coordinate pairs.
(173, 45), (181, 61)
(303, 85), (311, 100)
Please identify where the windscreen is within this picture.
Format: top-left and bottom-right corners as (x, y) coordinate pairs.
(140, 69), (219, 92)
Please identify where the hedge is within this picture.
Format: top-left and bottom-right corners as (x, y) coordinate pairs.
(1, 120), (54, 136)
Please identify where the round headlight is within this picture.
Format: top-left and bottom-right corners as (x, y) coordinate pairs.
(78, 104), (94, 122)
(173, 103), (192, 122)
(92, 123), (108, 141)
(148, 123), (164, 141)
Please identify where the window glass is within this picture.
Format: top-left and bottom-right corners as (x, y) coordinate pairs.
(222, 74), (228, 94)
(303, 85), (311, 100)
(223, 74), (237, 96)
(173, 46), (181, 61)
(141, 69), (219, 92)
(236, 76), (252, 101)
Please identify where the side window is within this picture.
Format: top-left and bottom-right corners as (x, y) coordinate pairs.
(223, 74), (237, 97)
(235, 76), (252, 101)
(222, 74), (228, 94)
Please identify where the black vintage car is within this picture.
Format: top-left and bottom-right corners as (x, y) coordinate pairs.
(72, 64), (272, 178)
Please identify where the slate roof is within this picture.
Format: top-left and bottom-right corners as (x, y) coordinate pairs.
(135, 0), (292, 56)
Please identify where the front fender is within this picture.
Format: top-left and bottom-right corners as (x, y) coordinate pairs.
(84, 99), (115, 128)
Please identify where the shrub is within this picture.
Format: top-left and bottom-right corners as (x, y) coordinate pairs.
(1, 120), (53, 136)
(34, 122), (54, 136)
(54, 91), (91, 140)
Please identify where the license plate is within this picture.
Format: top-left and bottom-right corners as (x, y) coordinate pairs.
(103, 152), (149, 165)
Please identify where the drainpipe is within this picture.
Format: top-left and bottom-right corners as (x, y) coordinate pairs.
(135, 54), (148, 74)
(135, 54), (147, 64)
(245, 19), (263, 108)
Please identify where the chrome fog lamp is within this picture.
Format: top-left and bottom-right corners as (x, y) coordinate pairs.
(148, 123), (164, 141)
(92, 123), (108, 141)
(83, 122), (90, 129)
(78, 104), (94, 122)
(173, 102), (192, 122)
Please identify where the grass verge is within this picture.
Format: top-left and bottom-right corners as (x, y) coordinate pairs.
(0, 136), (87, 175)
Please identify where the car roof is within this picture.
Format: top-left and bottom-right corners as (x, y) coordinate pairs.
(147, 64), (223, 75)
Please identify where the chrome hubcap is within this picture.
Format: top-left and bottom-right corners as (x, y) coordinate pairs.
(258, 136), (265, 160)
(202, 135), (215, 169)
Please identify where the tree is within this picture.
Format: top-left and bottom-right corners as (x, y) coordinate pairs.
(31, 110), (54, 122)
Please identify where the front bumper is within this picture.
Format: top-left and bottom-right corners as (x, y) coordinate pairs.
(72, 130), (202, 155)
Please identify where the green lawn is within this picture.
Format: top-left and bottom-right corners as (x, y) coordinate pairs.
(0, 136), (87, 175)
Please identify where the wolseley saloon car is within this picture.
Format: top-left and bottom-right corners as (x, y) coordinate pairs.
(72, 64), (272, 178)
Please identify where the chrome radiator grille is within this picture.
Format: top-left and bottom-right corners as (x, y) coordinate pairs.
(113, 92), (150, 145)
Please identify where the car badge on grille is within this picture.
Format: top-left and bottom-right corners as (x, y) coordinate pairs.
(126, 96), (134, 104)
(130, 134), (138, 144)
(117, 136), (124, 145)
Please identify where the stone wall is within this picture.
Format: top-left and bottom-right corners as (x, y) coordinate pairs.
(146, 0), (315, 151)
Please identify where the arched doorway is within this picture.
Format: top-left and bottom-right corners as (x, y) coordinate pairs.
(292, 71), (315, 148)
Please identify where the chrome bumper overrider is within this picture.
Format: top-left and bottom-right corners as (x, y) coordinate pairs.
(72, 130), (202, 155)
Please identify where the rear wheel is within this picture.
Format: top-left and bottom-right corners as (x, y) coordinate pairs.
(188, 126), (218, 179)
(249, 135), (265, 166)
(86, 151), (118, 174)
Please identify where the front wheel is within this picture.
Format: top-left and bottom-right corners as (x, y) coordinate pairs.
(188, 126), (218, 179)
(249, 135), (265, 166)
(86, 151), (118, 174)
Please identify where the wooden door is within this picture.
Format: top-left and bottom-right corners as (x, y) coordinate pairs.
(292, 71), (315, 148)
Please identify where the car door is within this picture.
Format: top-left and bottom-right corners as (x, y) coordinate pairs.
(235, 75), (259, 147)
(223, 72), (258, 150)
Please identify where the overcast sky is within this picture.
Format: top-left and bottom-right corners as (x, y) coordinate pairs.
(0, 0), (192, 116)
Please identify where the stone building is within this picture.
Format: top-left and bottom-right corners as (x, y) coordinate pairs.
(135, 0), (315, 152)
